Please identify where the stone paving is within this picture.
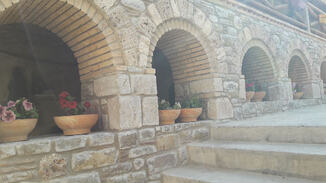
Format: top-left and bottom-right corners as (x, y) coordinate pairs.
(219, 104), (326, 126)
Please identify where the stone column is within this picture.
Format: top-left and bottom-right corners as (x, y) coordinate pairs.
(89, 67), (160, 131)
(267, 78), (293, 101)
(174, 76), (234, 120)
(302, 79), (322, 99)
(239, 76), (246, 101)
(129, 70), (159, 127)
(192, 76), (234, 120)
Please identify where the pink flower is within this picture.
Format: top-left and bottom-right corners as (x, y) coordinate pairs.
(0, 105), (6, 117)
(2, 110), (16, 122)
(83, 101), (91, 108)
(23, 100), (33, 111)
(59, 91), (70, 99)
(7, 101), (16, 108)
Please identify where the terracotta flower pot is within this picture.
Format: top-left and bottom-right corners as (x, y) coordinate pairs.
(0, 118), (37, 143)
(179, 108), (202, 122)
(246, 91), (255, 102)
(294, 92), (304, 100)
(54, 114), (98, 136)
(159, 109), (180, 125)
(252, 91), (266, 102)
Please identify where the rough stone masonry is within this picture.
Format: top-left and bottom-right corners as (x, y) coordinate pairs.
(0, 0), (326, 182)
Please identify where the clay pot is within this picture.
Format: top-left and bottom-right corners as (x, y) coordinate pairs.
(246, 91), (255, 102)
(252, 91), (266, 102)
(159, 109), (180, 125)
(294, 92), (304, 100)
(54, 114), (98, 136)
(0, 119), (37, 143)
(179, 108), (202, 122)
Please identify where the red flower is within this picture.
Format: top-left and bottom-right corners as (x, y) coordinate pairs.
(246, 82), (254, 88)
(59, 91), (70, 99)
(83, 101), (91, 108)
(68, 101), (77, 109)
(60, 99), (69, 109)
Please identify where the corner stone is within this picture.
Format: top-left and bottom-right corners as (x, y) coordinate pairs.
(94, 74), (131, 97)
(207, 97), (234, 120)
(108, 96), (142, 130)
(142, 96), (159, 126)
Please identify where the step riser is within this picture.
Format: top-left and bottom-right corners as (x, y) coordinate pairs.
(211, 126), (326, 144)
(188, 145), (326, 181)
(163, 175), (206, 183)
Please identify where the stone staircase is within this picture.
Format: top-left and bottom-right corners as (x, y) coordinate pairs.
(162, 120), (326, 183)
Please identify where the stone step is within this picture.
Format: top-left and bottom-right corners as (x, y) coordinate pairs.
(188, 141), (326, 181)
(162, 166), (323, 183)
(211, 123), (326, 144)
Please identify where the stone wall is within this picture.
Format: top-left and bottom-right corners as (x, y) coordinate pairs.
(88, 0), (326, 128)
(0, 0), (324, 130)
(188, 0), (326, 120)
(0, 121), (210, 183)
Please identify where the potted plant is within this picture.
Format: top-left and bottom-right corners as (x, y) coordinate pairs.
(245, 81), (255, 102)
(252, 83), (266, 102)
(54, 91), (98, 136)
(0, 98), (39, 142)
(293, 84), (304, 99)
(179, 97), (203, 122)
(159, 99), (181, 125)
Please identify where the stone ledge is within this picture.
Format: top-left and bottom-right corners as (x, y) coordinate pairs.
(0, 121), (214, 182)
(0, 132), (116, 155)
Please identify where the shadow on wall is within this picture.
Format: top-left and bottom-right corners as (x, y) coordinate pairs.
(153, 48), (176, 105)
(0, 23), (81, 136)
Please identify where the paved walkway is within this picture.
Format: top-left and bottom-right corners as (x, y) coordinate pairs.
(217, 104), (326, 127)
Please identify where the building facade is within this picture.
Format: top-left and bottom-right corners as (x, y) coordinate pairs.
(1, 0), (326, 182)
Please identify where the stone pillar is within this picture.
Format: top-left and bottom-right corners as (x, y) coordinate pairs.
(129, 71), (159, 127)
(92, 72), (137, 130)
(267, 78), (293, 101)
(302, 79), (322, 99)
(176, 76), (234, 120)
(239, 76), (246, 101)
(207, 97), (234, 120)
(91, 69), (159, 131)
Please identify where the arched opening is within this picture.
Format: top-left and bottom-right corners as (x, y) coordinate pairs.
(0, 23), (80, 136)
(152, 29), (210, 117)
(242, 46), (276, 102)
(321, 62), (326, 95)
(288, 55), (310, 99)
(0, 0), (116, 134)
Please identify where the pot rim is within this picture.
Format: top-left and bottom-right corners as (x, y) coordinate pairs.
(54, 114), (98, 118)
(181, 107), (202, 110)
(0, 118), (38, 123)
(159, 109), (181, 112)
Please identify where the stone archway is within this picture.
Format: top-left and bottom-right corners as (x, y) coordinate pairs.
(153, 29), (211, 102)
(0, 0), (126, 131)
(288, 52), (312, 99)
(149, 19), (233, 120)
(0, 0), (122, 81)
(240, 39), (281, 101)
